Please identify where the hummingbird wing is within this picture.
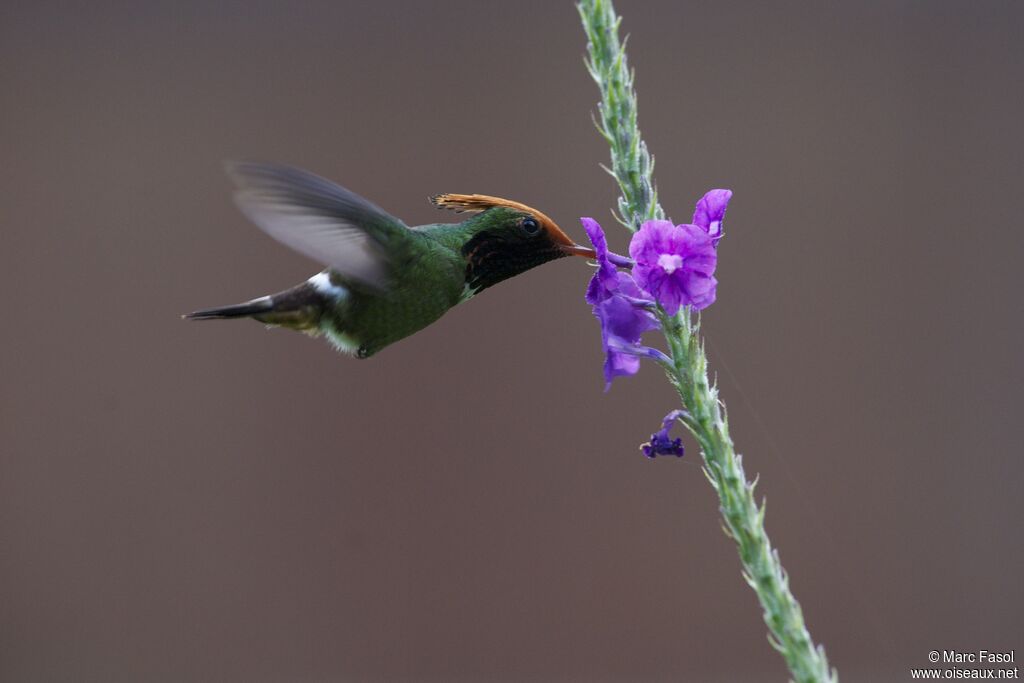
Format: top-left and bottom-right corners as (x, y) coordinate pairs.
(226, 161), (409, 290)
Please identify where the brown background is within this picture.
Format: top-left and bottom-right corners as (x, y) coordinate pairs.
(2, 1), (1022, 681)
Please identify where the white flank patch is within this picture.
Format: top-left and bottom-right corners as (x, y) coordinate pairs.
(308, 271), (348, 299)
(323, 326), (360, 355)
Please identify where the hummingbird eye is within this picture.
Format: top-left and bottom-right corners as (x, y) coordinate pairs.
(521, 217), (541, 235)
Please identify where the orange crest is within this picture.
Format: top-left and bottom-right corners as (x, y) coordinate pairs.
(430, 193), (576, 248)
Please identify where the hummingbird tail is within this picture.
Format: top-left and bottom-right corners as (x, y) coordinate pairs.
(183, 297), (275, 321)
(185, 277), (335, 333)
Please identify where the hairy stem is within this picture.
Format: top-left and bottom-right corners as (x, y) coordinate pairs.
(578, 0), (663, 230)
(579, 1), (837, 681)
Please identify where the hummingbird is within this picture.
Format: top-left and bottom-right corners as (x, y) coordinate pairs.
(185, 162), (597, 357)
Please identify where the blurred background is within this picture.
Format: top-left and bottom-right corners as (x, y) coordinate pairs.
(2, 1), (1022, 681)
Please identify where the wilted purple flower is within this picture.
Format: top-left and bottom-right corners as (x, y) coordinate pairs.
(691, 189), (732, 245)
(629, 219), (718, 315)
(641, 410), (686, 458)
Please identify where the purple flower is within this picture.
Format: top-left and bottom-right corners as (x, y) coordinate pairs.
(594, 272), (659, 388)
(629, 219), (718, 315)
(582, 218), (659, 389)
(581, 217), (620, 305)
(641, 410), (686, 458)
(691, 189), (732, 245)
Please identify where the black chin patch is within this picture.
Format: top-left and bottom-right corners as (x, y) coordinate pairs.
(462, 230), (567, 293)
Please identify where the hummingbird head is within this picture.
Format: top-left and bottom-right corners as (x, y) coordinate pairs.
(432, 193), (597, 293)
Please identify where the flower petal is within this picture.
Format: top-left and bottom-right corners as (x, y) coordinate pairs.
(630, 218), (719, 314)
(582, 217), (624, 305)
(685, 273), (717, 311)
(604, 345), (641, 389)
(629, 219), (674, 263)
(641, 410), (686, 458)
(692, 189), (732, 244)
(592, 275), (658, 390)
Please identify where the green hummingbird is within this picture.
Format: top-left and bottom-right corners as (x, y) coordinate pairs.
(185, 162), (597, 357)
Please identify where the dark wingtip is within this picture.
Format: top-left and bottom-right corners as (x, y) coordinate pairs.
(183, 299), (273, 321)
(183, 310), (223, 321)
(184, 310), (228, 321)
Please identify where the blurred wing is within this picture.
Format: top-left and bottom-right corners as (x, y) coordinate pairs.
(226, 161), (409, 290)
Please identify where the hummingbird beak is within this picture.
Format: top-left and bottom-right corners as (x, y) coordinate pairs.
(541, 216), (597, 258)
(558, 243), (598, 258)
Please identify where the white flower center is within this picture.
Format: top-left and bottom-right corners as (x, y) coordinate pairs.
(657, 253), (684, 274)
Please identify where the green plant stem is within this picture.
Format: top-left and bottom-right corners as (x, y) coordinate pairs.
(579, 0), (662, 231)
(578, 1), (837, 681)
